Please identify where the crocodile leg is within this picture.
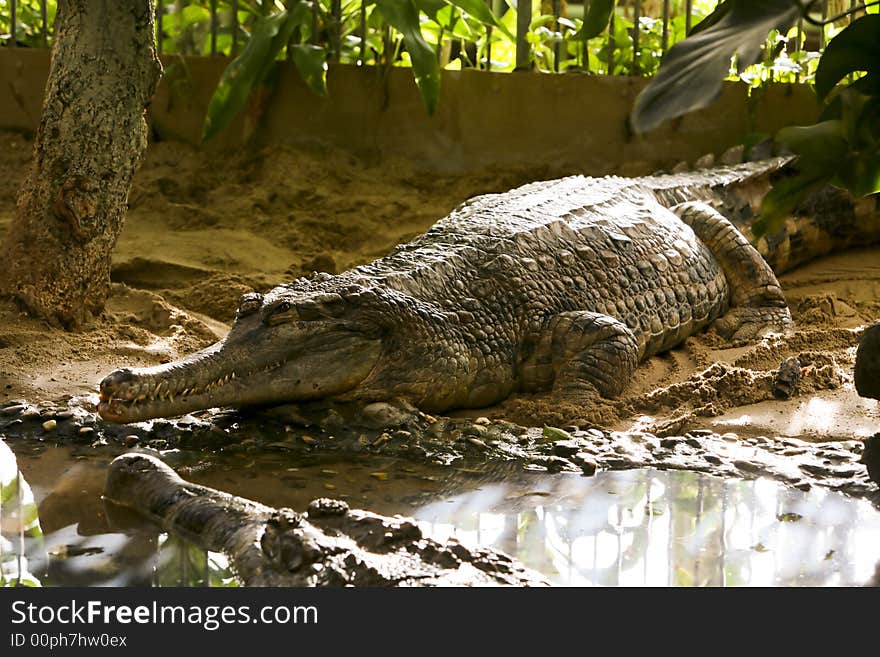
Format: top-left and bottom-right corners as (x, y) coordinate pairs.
(673, 201), (793, 341)
(521, 311), (640, 399)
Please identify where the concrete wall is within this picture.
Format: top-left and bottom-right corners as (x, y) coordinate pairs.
(0, 48), (820, 175)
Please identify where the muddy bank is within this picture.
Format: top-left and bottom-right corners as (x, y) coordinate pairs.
(0, 129), (878, 489)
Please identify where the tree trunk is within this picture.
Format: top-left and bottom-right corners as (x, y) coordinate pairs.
(0, 0), (162, 329)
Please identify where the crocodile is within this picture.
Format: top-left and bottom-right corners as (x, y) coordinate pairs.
(97, 158), (880, 423)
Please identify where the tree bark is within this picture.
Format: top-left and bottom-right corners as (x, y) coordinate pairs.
(0, 0), (162, 329)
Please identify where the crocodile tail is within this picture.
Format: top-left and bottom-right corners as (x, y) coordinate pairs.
(649, 158), (880, 275)
(752, 186), (880, 275)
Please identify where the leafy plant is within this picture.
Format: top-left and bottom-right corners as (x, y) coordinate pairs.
(1, 440), (43, 587)
(630, 0), (802, 134)
(756, 13), (880, 235)
(622, 0), (880, 238)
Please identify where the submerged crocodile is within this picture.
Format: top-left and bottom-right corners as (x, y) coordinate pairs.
(98, 158), (880, 422)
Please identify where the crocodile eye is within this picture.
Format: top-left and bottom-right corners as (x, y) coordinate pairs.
(264, 300), (296, 326)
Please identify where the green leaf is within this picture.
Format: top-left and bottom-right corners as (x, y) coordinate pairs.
(290, 44), (329, 97)
(689, 0), (731, 35)
(572, 0), (615, 40)
(376, 0), (441, 115)
(815, 15), (880, 101)
(754, 172), (828, 238)
(837, 149), (880, 197)
(630, 0), (800, 134)
(444, 0), (514, 40)
(754, 120), (849, 237)
(415, 0), (448, 20)
(201, 13), (292, 142)
(541, 426), (573, 442)
(777, 120), (850, 169)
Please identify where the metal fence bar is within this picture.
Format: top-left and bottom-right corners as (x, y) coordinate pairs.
(818, 0), (827, 50)
(331, 0), (341, 62)
(582, 0), (589, 71)
(359, 0), (367, 65)
(210, 0), (218, 55)
(661, 0), (669, 52)
(41, 0), (48, 48)
(10, 0), (17, 47)
(606, 8), (615, 74)
(232, 0), (239, 56)
(685, 0), (692, 33)
(157, 0), (164, 54)
(285, 0), (293, 61)
(552, 0), (561, 73)
(515, 0), (531, 70)
(311, 0), (319, 45)
(632, 0), (640, 76)
(485, 0), (492, 71)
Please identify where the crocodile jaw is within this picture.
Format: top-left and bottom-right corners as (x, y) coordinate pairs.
(97, 334), (383, 423)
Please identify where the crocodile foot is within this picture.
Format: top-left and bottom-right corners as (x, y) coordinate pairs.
(713, 306), (793, 341)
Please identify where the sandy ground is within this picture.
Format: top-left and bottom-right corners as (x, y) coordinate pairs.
(0, 129), (877, 441)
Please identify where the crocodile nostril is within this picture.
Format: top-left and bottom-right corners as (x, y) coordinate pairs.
(237, 292), (264, 317)
(100, 367), (135, 392)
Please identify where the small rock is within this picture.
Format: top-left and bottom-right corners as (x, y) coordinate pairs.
(0, 404), (25, 416)
(124, 435), (139, 447)
(78, 427), (95, 436)
(361, 401), (414, 428)
(860, 434), (880, 486)
(772, 356), (801, 399)
(855, 323), (880, 399)
(307, 498), (349, 517)
(575, 453), (598, 476)
(552, 440), (581, 457)
(733, 459), (760, 473)
(42, 419), (57, 432)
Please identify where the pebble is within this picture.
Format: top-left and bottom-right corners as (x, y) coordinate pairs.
(78, 427), (95, 436)
(575, 453), (598, 476)
(552, 440), (581, 457)
(124, 435), (139, 447)
(42, 419), (57, 432)
(733, 459), (761, 473)
(0, 404), (25, 416)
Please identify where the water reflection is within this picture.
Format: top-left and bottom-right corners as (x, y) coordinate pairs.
(3, 440), (880, 587)
(413, 470), (880, 586)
